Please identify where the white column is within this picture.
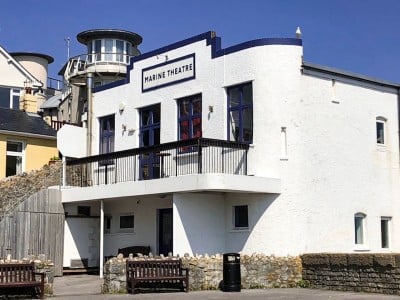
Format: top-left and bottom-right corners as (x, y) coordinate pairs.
(100, 199), (104, 278)
(62, 156), (67, 187)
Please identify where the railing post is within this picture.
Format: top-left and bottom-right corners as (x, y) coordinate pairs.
(197, 139), (202, 174)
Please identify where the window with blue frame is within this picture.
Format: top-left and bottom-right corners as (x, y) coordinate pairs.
(178, 94), (202, 141)
(99, 115), (115, 154)
(227, 82), (253, 143)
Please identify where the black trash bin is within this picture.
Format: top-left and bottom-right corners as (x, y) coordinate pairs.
(223, 253), (241, 292)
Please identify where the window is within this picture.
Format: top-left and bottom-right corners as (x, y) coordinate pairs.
(381, 217), (391, 248)
(99, 115), (115, 154)
(233, 205), (248, 229)
(0, 87), (20, 109)
(120, 215), (134, 229)
(354, 213), (366, 245)
(77, 206), (91, 217)
(105, 39), (113, 61)
(376, 117), (386, 145)
(94, 39), (102, 61)
(227, 82), (253, 143)
(6, 141), (24, 177)
(116, 40), (124, 62)
(178, 94), (202, 141)
(104, 215), (112, 234)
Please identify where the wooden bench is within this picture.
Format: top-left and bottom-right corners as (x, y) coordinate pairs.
(0, 262), (45, 298)
(118, 246), (151, 257)
(126, 259), (189, 294)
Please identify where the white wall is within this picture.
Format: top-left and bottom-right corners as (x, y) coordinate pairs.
(173, 192), (225, 256)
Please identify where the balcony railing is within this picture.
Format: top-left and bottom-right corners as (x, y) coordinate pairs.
(65, 138), (249, 187)
(51, 120), (80, 131)
(65, 52), (132, 78)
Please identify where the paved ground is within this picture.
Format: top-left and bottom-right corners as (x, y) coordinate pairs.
(53, 274), (400, 299)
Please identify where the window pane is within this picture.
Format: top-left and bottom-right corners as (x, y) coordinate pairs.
(180, 120), (189, 140)
(126, 43), (131, 63)
(77, 206), (91, 216)
(12, 95), (19, 110)
(354, 216), (364, 244)
(141, 131), (150, 147)
(116, 40), (124, 62)
(228, 87), (240, 107)
(0, 87), (10, 108)
(234, 205), (248, 228)
(94, 40), (101, 61)
(154, 128), (160, 145)
(381, 219), (389, 248)
(105, 39), (113, 61)
(242, 108), (253, 143)
(192, 117), (202, 138)
(179, 100), (190, 117)
(192, 97), (202, 114)
(229, 111), (240, 142)
(99, 116), (115, 154)
(376, 122), (384, 144)
(7, 141), (23, 152)
(153, 105), (161, 124)
(141, 110), (151, 126)
(242, 83), (253, 106)
(120, 215), (134, 229)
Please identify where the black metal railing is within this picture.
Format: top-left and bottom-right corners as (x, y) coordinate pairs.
(65, 138), (249, 187)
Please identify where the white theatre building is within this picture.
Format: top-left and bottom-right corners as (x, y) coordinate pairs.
(57, 30), (400, 271)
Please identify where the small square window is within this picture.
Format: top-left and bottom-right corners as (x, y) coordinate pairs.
(77, 206), (91, 217)
(120, 215), (134, 229)
(233, 205), (248, 229)
(104, 215), (112, 234)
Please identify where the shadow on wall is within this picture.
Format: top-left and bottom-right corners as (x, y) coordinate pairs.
(175, 192), (278, 255)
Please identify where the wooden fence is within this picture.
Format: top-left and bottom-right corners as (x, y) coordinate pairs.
(0, 189), (64, 276)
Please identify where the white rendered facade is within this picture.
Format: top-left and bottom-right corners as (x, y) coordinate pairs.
(58, 31), (400, 269)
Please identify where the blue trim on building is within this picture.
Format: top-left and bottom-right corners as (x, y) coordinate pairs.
(94, 31), (302, 93)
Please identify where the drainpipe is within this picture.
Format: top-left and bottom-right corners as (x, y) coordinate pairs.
(100, 199), (104, 278)
(86, 72), (93, 156)
(62, 156), (67, 187)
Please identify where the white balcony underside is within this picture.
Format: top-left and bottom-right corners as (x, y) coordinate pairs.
(61, 173), (281, 203)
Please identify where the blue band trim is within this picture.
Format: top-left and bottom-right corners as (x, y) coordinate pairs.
(94, 31), (302, 92)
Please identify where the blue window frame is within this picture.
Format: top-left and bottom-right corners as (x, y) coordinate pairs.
(227, 82), (253, 143)
(178, 94), (202, 141)
(99, 115), (115, 154)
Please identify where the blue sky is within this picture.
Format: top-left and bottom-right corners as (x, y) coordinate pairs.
(1, 0), (399, 82)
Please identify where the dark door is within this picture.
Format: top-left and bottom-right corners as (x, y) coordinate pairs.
(139, 104), (160, 180)
(158, 208), (173, 256)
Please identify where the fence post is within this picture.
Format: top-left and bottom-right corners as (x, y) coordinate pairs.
(197, 139), (202, 174)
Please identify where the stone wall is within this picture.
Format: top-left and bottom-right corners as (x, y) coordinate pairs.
(302, 253), (400, 295)
(0, 161), (62, 215)
(103, 253), (302, 293)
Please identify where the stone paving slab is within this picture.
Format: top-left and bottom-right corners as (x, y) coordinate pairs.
(53, 275), (400, 299)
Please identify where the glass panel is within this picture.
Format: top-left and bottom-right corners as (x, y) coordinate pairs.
(192, 117), (202, 138)
(242, 108), (253, 143)
(12, 95), (19, 110)
(6, 155), (17, 177)
(116, 40), (124, 62)
(88, 42), (93, 62)
(94, 40), (102, 61)
(141, 131), (150, 147)
(180, 120), (189, 140)
(376, 122), (384, 144)
(229, 110), (240, 142)
(179, 100), (190, 117)
(141, 110), (151, 126)
(354, 216), (364, 244)
(0, 87), (10, 108)
(105, 39), (113, 61)
(154, 128), (160, 145)
(126, 43), (132, 63)
(153, 105), (161, 124)
(242, 83), (253, 106)
(7, 141), (23, 152)
(120, 215), (134, 229)
(381, 219), (389, 248)
(234, 205), (248, 228)
(192, 97), (202, 114)
(228, 87), (240, 107)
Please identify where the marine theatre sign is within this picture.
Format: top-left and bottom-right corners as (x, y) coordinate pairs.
(142, 54), (195, 92)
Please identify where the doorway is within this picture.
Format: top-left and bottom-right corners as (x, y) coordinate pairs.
(158, 208), (173, 256)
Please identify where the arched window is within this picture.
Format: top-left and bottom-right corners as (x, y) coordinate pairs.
(354, 213), (366, 245)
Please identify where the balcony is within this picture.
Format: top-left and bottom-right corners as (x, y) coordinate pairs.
(64, 52), (132, 82)
(66, 138), (248, 187)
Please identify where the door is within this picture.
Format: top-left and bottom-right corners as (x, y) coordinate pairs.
(139, 104), (160, 180)
(158, 208), (173, 256)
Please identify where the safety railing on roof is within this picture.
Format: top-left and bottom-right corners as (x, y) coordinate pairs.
(65, 138), (249, 187)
